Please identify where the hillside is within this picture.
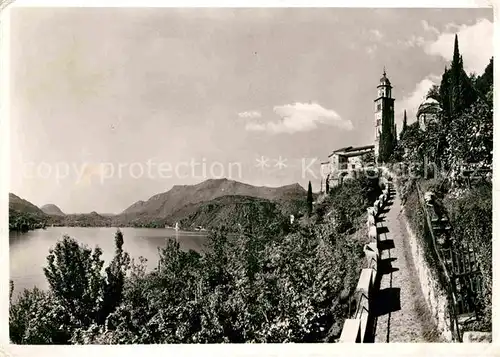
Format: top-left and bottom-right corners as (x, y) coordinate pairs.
(9, 193), (47, 231)
(9, 179), (308, 230)
(176, 195), (289, 231)
(51, 211), (112, 227)
(119, 178), (306, 221)
(9, 193), (45, 216)
(40, 204), (66, 216)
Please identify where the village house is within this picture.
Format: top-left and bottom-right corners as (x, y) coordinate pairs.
(320, 145), (375, 191)
(320, 69), (395, 192)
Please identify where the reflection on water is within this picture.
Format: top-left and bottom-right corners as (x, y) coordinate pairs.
(9, 227), (208, 299)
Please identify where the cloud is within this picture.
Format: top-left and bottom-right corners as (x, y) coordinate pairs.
(366, 44), (377, 57)
(421, 20), (439, 34)
(424, 18), (493, 74)
(245, 102), (353, 134)
(398, 75), (440, 124)
(397, 35), (425, 48)
(238, 110), (262, 119)
(370, 29), (384, 41)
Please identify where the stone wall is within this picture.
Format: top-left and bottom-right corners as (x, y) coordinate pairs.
(338, 180), (390, 343)
(400, 207), (453, 341)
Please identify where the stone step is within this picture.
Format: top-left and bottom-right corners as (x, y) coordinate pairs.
(432, 225), (451, 231)
(457, 312), (476, 325)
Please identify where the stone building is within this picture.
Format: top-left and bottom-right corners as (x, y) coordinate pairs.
(320, 145), (375, 192)
(374, 69), (396, 161)
(320, 69), (394, 192)
(417, 97), (440, 131)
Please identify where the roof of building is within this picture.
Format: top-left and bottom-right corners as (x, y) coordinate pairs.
(378, 69), (392, 87)
(417, 97), (441, 117)
(328, 144), (375, 157)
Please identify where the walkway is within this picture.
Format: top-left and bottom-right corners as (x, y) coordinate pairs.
(372, 186), (443, 342)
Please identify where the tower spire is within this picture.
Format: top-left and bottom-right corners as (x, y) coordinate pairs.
(383, 66), (386, 76)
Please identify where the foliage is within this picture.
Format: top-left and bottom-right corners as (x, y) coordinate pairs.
(444, 184), (492, 331)
(10, 287), (72, 344)
(43, 235), (106, 329)
(11, 178), (376, 344)
(9, 210), (46, 232)
(10, 231), (131, 343)
(439, 35), (477, 120)
(396, 38), (493, 182)
(307, 181), (313, 215)
(329, 175), (381, 216)
(100, 230), (131, 324)
(445, 100), (493, 170)
(378, 120), (395, 163)
(360, 152), (375, 166)
(400, 180), (449, 289)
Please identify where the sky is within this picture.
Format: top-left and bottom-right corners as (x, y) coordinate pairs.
(9, 7), (494, 213)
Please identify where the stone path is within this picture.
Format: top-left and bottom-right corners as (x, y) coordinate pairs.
(372, 186), (443, 343)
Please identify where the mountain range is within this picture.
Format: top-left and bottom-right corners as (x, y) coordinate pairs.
(9, 178), (308, 231)
(40, 204), (65, 216)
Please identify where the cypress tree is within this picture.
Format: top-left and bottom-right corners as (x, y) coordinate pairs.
(450, 35), (463, 116)
(452, 34), (460, 68)
(393, 123), (398, 151)
(448, 34), (477, 117)
(307, 181), (313, 215)
(378, 119), (394, 163)
(402, 110), (408, 133)
(440, 66), (452, 119)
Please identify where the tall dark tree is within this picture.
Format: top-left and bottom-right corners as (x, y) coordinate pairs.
(476, 57), (493, 97)
(100, 229), (131, 324)
(447, 34), (477, 118)
(391, 123), (398, 161)
(439, 66), (452, 118)
(307, 181), (313, 215)
(402, 110), (408, 134)
(378, 122), (395, 163)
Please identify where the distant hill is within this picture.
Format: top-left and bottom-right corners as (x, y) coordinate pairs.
(51, 211), (112, 227)
(120, 178), (306, 218)
(177, 195), (287, 231)
(99, 213), (116, 217)
(115, 178), (307, 229)
(9, 193), (47, 231)
(40, 204), (65, 216)
(9, 179), (308, 230)
(9, 193), (45, 216)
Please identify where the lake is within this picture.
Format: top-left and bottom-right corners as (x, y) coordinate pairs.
(9, 227), (208, 299)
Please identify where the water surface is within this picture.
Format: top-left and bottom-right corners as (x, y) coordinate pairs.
(9, 227), (208, 298)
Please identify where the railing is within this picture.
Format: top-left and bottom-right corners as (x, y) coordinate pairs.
(415, 182), (463, 342)
(339, 179), (389, 343)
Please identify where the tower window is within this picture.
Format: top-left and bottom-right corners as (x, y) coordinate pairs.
(376, 103), (381, 111)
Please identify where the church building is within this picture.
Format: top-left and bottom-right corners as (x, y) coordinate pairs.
(374, 69), (396, 162)
(320, 69), (396, 192)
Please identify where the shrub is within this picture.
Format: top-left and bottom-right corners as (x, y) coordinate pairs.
(12, 178), (377, 344)
(329, 176), (381, 221)
(10, 287), (72, 344)
(444, 184), (492, 331)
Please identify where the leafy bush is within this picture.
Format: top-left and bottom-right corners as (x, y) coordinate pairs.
(10, 288), (72, 344)
(10, 231), (131, 344)
(329, 176), (381, 221)
(11, 180), (375, 344)
(9, 210), (46, 232)
(444, 184), (492, 331)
